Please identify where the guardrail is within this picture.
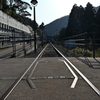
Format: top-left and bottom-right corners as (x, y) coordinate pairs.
(0, 27), (34, 57)
(56, 32), (100, 58)
(0, 10), (35, 57)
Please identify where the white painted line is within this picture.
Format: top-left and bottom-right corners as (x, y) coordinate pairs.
(27, 59), (44, 89)
(52, 44), (100, 96)
(59, 59), (78, 88)
(2, 44), (48, 100)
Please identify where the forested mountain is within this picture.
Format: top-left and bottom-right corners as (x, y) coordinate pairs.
(1, 1), (100, 38)
(66, 3), (96, 37)
(45, 3), (100, 39)
(45, 16), (69, 36)
(95, 6), (100, 12)
(63, 2), (100, 40)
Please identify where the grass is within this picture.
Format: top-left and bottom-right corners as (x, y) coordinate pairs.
(71, 47), (93, 57)
(71, 47), (100, 57)
(95, 48), (100, 57)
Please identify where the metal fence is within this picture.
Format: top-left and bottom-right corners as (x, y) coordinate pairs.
(0, 22), (34, 57)
(57, 32), (100, 58)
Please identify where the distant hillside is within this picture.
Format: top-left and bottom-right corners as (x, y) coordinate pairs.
(45, 6), (100, 36)
(45, 15), (69, 36)
(94, 6), (100, 12)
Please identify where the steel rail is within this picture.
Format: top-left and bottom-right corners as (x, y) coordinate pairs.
(51, 43), (100, 96)
(27, 60), (44, 89)
(0, 44), (48, 100)
(59, 59), (78, 88)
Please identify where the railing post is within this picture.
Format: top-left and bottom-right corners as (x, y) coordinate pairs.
(12, 29), (16, 57)
(85, 32), (87, 57)
(22, 32), (26, 56)
(93, 32), (95, 58)
(30, 35), (32, 47)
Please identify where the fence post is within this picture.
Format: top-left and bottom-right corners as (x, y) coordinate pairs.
(22, 32), (26, 56)
(12, 29), (16, 57)
(30, 35), (32, 47)
(85, 32), (87, 57)
(93, 32), (95, 58)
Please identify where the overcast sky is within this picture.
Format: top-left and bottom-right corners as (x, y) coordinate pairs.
(24, 0), (100, 25)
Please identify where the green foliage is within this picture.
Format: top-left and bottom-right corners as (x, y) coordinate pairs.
(66, 4), (87, 37)
(0, 0), (32, 17)
(12, 0), (32, 16)
(71, 47), (92, 57)
(66, 2), (96, 37)
(70, 46), (100, 57)
(0, 0), (36, 30)
(0, 0), (9, 12)
(59, 28), (66, 39)
(95, 7), (100, 40)
(95, 48), (100, 57)
(59, 2), (97, 40)
(66, 4), (80, 36)
(84, 2), (96, 32)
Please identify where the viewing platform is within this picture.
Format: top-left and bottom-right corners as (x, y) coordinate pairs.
(0, 57), (100, 100)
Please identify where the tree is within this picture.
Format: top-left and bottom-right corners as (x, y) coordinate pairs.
(84, 2), (96, 32)
(12, 0), (32, 17)
(39, 22), (45, 45)
(0, 0), (38, 31)
(39, 22), (44, 31)
(95, 7), (100, 40)
(0, 0), (9, 12)
(59, 28), (66, 39)
(30, 20), (38, 31)
(77, 5), (85, 33)
(66, 4), (80, 37)
(6, 0), (33, 24)
(66, 2), (96, 38)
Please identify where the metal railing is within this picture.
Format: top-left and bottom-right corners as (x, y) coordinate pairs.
(0, 22), (34, 57)
(56, 32), (100, 58)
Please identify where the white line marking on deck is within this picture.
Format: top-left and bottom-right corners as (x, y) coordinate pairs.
(59, 59), (78, 88)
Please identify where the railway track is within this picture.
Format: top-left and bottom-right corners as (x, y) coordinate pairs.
(0, 43), (100, 100)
